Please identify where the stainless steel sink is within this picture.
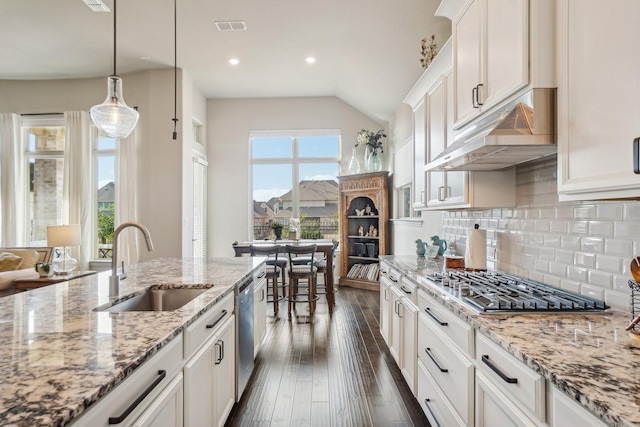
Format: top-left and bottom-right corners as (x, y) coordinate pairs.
(96, 288), (209, 312)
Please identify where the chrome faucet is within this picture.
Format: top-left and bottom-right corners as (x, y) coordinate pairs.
(110, 221), (155, 297)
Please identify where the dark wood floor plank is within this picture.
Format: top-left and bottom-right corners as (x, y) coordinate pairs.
(225, 286), (430, 427)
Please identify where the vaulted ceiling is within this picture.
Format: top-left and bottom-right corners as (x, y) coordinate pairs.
(1, 0), (451, 124)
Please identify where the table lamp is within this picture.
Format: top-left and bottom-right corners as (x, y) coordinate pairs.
(47, 224), (81, 275)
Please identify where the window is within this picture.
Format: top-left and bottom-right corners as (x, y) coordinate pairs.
(23, 115), (65, 245)
(95, 133), (116, 259)
(251, 131), (340, 240)
(399, 185), (412, 218)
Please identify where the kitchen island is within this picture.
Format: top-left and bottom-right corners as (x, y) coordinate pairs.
(0, 256), (263, 426)
(382, 255), (640, 427)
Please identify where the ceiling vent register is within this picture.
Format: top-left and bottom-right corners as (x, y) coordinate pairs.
(215, 21), (247, 31)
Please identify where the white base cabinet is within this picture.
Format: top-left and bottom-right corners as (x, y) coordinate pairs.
(132, 373), (184, 427)
(184, 315), (236, 427)
(476, 371), (537, 427)
(551, 386), (608, 427)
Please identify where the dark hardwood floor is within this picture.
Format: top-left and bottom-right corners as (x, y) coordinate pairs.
(226, 285), (430, 427)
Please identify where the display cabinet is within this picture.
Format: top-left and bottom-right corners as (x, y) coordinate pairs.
(338, 171), (389, 290)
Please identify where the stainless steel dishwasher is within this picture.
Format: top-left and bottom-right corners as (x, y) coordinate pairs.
(236, 278), (254, 400)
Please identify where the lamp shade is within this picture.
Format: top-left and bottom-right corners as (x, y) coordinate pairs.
(90, 76), (139, 139)
(47, 224), (82, 247)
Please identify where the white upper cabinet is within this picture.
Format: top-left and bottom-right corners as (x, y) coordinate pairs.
(453, 0), (554, 129)
(557, 0), (640, 201)
(412, 99), (427, 209)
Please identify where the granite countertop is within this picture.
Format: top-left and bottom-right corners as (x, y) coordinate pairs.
(381, 255), (640, 427)
(0, 256), (264, 427)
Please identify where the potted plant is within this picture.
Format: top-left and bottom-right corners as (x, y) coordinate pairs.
(271, 222), (284, 240)
(34, 262), (52, 278)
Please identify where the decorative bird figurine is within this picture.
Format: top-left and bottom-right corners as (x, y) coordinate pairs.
(415, 239), (427, 257)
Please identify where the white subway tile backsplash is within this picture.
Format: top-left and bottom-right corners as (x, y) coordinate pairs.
(555, 249), (575, 265)
(581, 284), (604, 301)
(588, 221), (613, 237)
(581, 236), (604, 253)
(574, 252), (596, 268)
(574, 205), (596, 219)
(561, 235), (581, 251)
(604, 290), (630, 312)
(588, 270), (611, 288)
(567, 265), (588, 282)
(597, 204), (623, 221)
(568, 221), (589, 235)
(596, 254), (622, 273)
(605, 239), (632, 257)
(441, 158), (638, 308)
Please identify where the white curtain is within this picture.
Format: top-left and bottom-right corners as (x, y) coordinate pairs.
(115, 126), (140, 265)
(63, 112), (93, 270)
(0, 113), (25, 246)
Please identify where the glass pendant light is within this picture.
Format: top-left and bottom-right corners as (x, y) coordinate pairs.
(90, 0), (139, 139)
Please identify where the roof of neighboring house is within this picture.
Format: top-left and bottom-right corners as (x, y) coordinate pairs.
(277, 180), (338, 202)
(98, 182), (115, 204)
(253, 201), (276, 218)
(272, 203), (338, 219)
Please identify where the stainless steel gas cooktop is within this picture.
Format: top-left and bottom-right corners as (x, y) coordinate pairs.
(426, 270), (610, 314)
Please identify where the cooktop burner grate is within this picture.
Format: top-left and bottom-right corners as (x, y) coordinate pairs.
(427, 271), (609, 313)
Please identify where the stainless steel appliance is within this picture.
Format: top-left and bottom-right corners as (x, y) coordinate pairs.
(426, 271), (609, 314)
(236, 278), (254, 399)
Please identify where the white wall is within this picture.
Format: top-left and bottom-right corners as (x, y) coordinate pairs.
(0, 69), (192, 260)
(206, 96), (383, 257)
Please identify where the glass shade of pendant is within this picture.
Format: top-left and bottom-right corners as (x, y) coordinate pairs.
(90, 76), (139, 139)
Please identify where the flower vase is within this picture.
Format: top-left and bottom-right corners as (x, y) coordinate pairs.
(348, 146), (360, 174)
(366, 149), (382, 172)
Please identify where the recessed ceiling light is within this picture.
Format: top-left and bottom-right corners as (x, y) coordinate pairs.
(228, 58), (240, 66)
(305, 56), (316, 64)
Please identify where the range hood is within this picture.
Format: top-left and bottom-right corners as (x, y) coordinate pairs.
(426, 88), (556, 171)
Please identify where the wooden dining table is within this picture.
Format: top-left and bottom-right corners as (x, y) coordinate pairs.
(232, 240), (336, 311)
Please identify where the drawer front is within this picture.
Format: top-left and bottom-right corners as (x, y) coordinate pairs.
(417, 360), (466, 427)
(476, 333), (545, 422)
(380, 262), (401, 285)
(551, 386), (609, 427)
(417, 288), (474, 357)
(184, 291), (234, 359)
(418, 314), (475, 426)
(253, 264), (267, 283)
(399, 276), (418, 306)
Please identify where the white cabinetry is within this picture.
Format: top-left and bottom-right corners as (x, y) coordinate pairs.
(398, 277), (418, 394)
(254, 267), (267, 357)
(379, 261), (394, 343)
(475, 332), (545, 425)
(551, 386), (609, 427)
(71, 335), (184, 427)
(453, 0), (553, 129)
(557, 0), (640, 201)
(184, 315), (235, 427)
(412, 99), (426, 209)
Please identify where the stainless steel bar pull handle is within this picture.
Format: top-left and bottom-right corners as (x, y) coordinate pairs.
(476, 83), (484, 106)
(400, 285), (412, 295)
(108, 370), (166, 424)
(482, 355), (518, 383)
(215, 339), (224, 364)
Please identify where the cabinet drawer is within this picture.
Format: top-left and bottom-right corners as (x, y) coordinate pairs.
(476, 333), (545, 422)
(417, 288), (474, 356)
(379, 262), (401, 285)
(399, 276), (418, 306)
(253, 264), (267, 283)
(418, 314), (474, 426)
(184, 291), (234, 360)
(72, 335), (184, 427)
(417, 360), (466, 427)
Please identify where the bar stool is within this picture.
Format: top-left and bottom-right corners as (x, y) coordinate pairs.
(285, 244), (318, 315)
(313, 240), (339, 312)
(250, 245), (284, 315)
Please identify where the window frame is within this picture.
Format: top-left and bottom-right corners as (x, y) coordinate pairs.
(93, 129), (116, 260)
(249, 129), (341, 239)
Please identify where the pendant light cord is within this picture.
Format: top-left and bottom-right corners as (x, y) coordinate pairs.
(172, 0), (179, 140)
(113, 0), (117, 77)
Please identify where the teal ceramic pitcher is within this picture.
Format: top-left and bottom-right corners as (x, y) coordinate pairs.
(430, 235), (448, 256)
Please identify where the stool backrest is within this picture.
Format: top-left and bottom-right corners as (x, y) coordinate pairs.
(285, 244), (317, 274)
(249, 245), (280, 274)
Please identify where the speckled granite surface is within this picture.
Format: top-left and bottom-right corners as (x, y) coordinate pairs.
(382, 255), (640, 427)
(0, 256), (263, 427)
